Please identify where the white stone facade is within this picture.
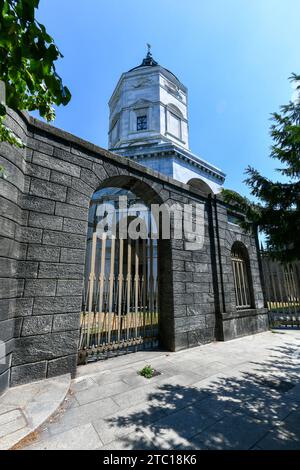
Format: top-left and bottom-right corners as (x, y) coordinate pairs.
(109, 65), (189, 151)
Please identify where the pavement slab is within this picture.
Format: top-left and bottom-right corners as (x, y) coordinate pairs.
(13, 330), (300, 450)
(0, 374), (70, 450)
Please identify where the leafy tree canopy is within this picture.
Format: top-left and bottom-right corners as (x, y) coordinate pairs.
(222, 73), (300, 263)
(0, 0), (71, 150)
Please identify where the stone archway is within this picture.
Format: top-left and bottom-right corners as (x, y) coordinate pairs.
(78, 176), (170, 363)
(187, 178), (213, 196)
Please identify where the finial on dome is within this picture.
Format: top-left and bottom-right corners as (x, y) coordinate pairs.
(141, 43), (158, 67)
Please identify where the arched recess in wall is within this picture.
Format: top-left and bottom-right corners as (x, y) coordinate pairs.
(187, 178), (213, 196)
(79, 176), (172, 363)
(167, 103), (183, 118)
(231, 241), (254, 310)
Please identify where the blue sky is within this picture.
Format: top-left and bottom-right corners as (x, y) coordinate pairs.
(35, 0), (300, 196)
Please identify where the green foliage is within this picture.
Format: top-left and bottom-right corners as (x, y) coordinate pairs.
(222, 73), (300, 262)
(139, 365), (154, 379)
(0, 0), (71, 148)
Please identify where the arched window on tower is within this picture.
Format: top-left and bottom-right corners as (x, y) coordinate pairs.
(231, 242), (253, 310)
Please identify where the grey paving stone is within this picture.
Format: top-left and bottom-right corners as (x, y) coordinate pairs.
(45, 397), (120, 437)
(191, 411), (272, 450)
(75, 380), (131, 406)
(26, 423), (101, 450)
(257, 425), (300, 450)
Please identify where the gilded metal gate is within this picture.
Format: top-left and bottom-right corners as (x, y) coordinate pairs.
(78, 187), (159, 363)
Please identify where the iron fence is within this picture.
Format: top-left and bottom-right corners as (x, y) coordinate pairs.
(261, 253), (300, 328)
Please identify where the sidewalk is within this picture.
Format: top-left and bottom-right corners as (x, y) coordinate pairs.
(0, 374), (70, 450)
(17, 330), (300, 450)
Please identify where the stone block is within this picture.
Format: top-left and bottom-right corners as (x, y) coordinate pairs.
(172, 249), (192, 261)
(80, 168), (101, 190)
(28, 136), (54, 155)
(17, 261), (38, 278)
(24, 279), (57, 297)
(20, 195), (55, 214)
(0, 237), (27, 260)
(55, 146), (93, 169)
(0, 318), (15, 342)
(173, 293), (194, 305)
(47, 354), (77, 379)
(62, 218), (88, 235)
(30, 178), (67, 202)
(27, 244), (60, 262)
(28, 212), (63, 230)
(172, 282), (185, 293)
(25, 162), (50, 181)
(10, 361), (47, 386)
(14, 298), (34, 317)
(0, 197), (21, 224)
(0, 278), (24, 299)
(15, 226), (42, 244)
(171, 259), (185, 271)
(55, 202), (88, 221)
(173, 271), (193, 282)
(33, 296), (82, 315)
(66, 188), (90, 208)
(103, 162), (120, 177)
(42, 230), (86, 249)
(50, 170), (72, 186)
(0, 216), (15, 238)
(22, 315), (53, 336)
(0, 179), (19, 203)
(52, 313), (80, 332)
(32, 152), (80, 177)
(12, 331), (79, 366)
(56, 280), (84, 296)
(93, 163), (108, 181)
(70, 176), (94, 197)
(186, 262), (209, 273)
(60, 248), (85, 264)
(38, 262), (84, 279)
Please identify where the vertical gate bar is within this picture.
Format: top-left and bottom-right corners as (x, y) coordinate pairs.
(232, 260), (239, 307)
(86, 231), (97, 349)
(134, 239), (139, 339)
(235, 260), (243, 307)
(293, 263), (300, 307)
(269, 266), (277, 312)
(143, 238), (147, 338)
(288, 265), (297, 315)
(294, 264), (300, 315)
(117, 238), (124, 342)
(239, 260), (248, 307)
(97, 234), (106, 346)
(282, 264), (291, 315)
(149, 237), (154, 336)
(277, 263), (285, 314)
(107, 236), (116, 344)
(126, 239), (132, 340)
(265, 257), (272, 310)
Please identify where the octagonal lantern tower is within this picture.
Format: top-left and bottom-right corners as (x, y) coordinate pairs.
(108, 46), (225, 194)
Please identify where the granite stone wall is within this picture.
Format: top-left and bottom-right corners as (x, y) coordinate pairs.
(0, 110), (269, 394)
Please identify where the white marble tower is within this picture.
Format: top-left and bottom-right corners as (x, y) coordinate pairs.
(108, 46), (225, 194)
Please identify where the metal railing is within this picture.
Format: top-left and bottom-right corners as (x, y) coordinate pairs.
(78, 234), (159, 363)
(261, 254), (300, 327)
(232, 249), (252, 309)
